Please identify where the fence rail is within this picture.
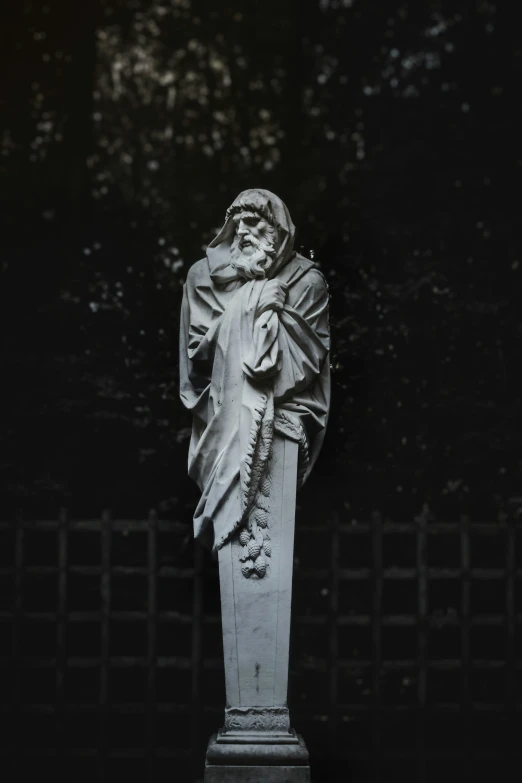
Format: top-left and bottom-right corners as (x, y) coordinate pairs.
(1, 509), (520, 782)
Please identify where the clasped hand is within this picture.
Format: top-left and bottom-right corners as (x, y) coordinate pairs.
(256, 280), (288, 317)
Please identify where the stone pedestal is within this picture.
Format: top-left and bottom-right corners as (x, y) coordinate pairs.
(205, 435), (310, 782)
(205, 733), (310, 783)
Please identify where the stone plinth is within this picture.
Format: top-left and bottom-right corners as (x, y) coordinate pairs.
(205, 435), (309, 782)
(205, 733), (310, 783)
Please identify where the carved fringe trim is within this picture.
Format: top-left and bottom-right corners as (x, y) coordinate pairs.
(214, 393), (273, 556)
(274, 410), (309, 490)
(238, 402), (274, 578)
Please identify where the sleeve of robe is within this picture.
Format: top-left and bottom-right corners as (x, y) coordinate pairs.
(275, 268), (330, 401)
(179, 260), (226, 419)
(279, 268), (330, 481)
(242, 267), (330, 482)
(179, 260), (230, 485)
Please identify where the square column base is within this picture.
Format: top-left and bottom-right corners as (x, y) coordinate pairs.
(204, 765), (310, 783)
(204, 733), (310, 783)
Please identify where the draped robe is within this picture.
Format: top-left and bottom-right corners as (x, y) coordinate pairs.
(180, 249), (330, 552)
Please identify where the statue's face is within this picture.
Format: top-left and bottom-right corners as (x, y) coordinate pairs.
(232, 210), (273, 258)
(229, 205), (278, 280)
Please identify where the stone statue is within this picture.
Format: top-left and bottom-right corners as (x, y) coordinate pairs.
(180, 189), (330, 782)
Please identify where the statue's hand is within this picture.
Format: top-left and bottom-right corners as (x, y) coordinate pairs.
(256, 280), (288, 317)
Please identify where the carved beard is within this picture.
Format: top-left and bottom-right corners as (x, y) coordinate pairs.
(230, 231), (278, 280)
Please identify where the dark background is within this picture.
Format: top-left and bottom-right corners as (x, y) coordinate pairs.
(1, 1), (520, 781)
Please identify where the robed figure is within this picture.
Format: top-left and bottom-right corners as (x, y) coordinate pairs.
(180, 190), (329, 778)
(180, 189), (330, 572)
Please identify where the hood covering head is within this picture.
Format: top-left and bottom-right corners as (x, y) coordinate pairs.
(207, 189), (296, 285)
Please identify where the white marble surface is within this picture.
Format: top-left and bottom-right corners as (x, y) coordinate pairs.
(218, 435), (297, 711)
(180, 190), (328, 779)
(179, 189), (330, 555)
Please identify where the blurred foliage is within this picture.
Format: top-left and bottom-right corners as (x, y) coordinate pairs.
(1, 0), (521, 524)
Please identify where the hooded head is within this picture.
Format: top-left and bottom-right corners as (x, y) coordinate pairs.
(207, 189), (296, 285)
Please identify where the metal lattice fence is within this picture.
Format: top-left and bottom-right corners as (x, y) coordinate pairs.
(1, 508), (520, 782)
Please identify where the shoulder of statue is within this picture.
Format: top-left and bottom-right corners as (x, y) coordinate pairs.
(280, 253), (328, 291)
(185, 257), (209, 287)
